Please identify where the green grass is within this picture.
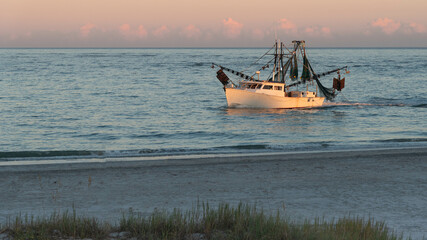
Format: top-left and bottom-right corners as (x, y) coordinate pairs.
(2, 209), (110, 240)
(1, 203), (408, 240)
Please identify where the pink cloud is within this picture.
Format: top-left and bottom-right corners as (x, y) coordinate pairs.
(80, 23), (96, 37)
(153, 25), (170, 38)
(181, 24), (201, 39)
(119, 24), (147, 39)
(138, 25), (148, 38)
(304, 26), (331, 37)
(119, 24), (131, 33)
(305, 27), (315, 34)
(222, 18), (243, 39)
(409, 22), (426, 33)
(321, 27), (331, 35)
(278, 18), (297, 32)
(252, 29), (264, 40)
(371, 18), (401, 34)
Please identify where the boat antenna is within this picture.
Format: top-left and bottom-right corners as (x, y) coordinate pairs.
(274, 27), (278, 42)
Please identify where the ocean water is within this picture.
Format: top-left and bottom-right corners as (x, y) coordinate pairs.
(0, 48), (426, 161)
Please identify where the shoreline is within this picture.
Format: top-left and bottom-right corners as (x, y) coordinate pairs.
(1, 146), (426, 238)
(1, 146), (426, 171)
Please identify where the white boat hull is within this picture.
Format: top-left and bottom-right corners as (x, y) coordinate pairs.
(225, 88), (325, 109)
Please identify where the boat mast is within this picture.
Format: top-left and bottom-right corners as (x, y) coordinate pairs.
(272, 41), (278, 82)
(281, 43), (292, 85)
(301, 41), (311, 85)
(290, 41), (300, 81)
(280, 42), (284, 83)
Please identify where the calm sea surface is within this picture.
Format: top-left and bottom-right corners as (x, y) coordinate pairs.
(0, 48), (426, 161)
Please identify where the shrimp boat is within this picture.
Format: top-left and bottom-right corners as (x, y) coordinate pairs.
(212, 40), (349, 108)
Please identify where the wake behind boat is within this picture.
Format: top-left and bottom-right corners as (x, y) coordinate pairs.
(212, 40), (349, 108)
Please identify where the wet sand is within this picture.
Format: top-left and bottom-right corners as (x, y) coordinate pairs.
(1, 147), (426, 238)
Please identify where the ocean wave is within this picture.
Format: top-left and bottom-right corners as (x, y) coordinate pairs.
(76, 53), (157, 58)
(373, 138), (427, 143)
(412, 103), (427, 108)
(191, 62), (205, 67)
(322, 102), (374, 107)
(324, 98), (426, 108)
(0, 142), (336, 162)
(216, 144), (270, 150)
(0, 149), (178, 161)
(0, 150), (101, 159)
(0, 144), (277, 161)
(369, 96), (426, 107)
(1, 139), (425, 165)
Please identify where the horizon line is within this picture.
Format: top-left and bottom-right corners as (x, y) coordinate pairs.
(2, 46), (427, 49)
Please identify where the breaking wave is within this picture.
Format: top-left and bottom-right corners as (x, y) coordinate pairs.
(0, 141), (346, 162)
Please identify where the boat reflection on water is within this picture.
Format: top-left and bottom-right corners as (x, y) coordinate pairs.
(220, 105), (346, 137)
(223, 107), (321, 117)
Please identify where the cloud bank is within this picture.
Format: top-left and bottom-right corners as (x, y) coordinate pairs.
(371, 18), (401, 34)
(222, 18), (243, 39)
(1, 17), (426, 47)
(80, 23), (96, 37)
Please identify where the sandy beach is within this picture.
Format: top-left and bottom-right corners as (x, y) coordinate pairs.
(1, 147), (426, 238)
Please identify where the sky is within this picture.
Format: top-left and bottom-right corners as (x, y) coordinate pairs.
(1, 0), (427, 47)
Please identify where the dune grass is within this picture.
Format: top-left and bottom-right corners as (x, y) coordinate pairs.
(2, 209), (110, 239)
(1, 203), (407, 240)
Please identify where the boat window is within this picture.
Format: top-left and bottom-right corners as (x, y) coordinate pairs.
(263, 85), (273, 90)
(256, 84), (262, 89)
(250, 84), (257, 89)
(274, 86), (282, 91)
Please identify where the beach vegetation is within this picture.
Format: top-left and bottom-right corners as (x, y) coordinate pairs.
(0, 203), (408, 240)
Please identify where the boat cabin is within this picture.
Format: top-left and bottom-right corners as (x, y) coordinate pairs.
(240, 81), (317, 98)
(287, 91), (316, 98)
